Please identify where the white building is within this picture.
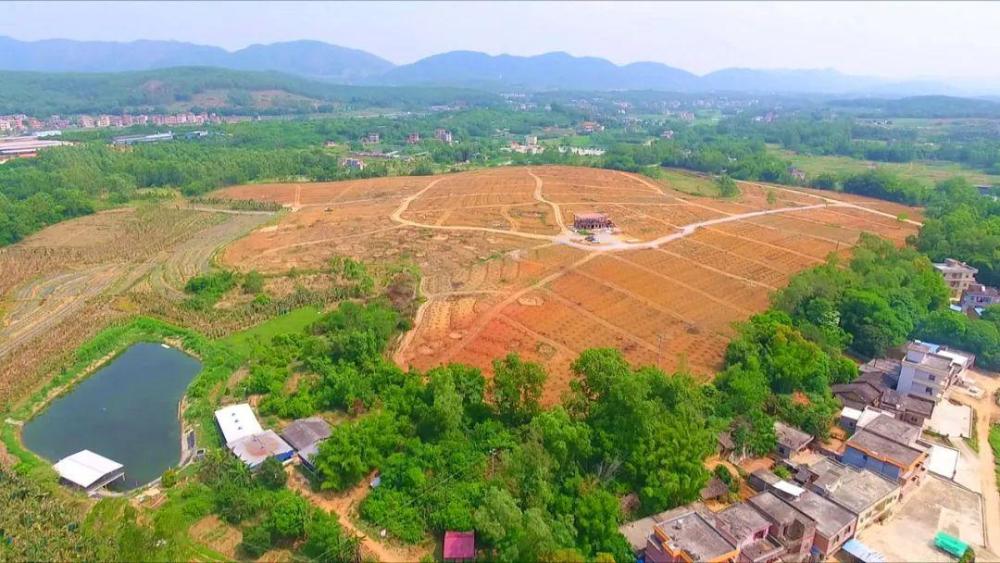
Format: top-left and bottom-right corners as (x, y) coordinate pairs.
(214, 404), (293, 468)
(214, 403), (263, 446)
(896, 342), (969, 401)
(53, 450), (125, 493)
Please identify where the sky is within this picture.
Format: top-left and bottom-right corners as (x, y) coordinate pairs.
(3, 1), (999, 80)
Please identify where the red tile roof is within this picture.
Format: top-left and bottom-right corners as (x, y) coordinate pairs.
(443, 531), (475, 560)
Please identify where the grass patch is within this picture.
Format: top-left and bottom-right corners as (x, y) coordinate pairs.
(768, 145), (1000, 186)
(990, 424), (1000, 487)
(658, 168), (723, 197)
(222, 305), (323, 356)
(966, 408), (980, 452)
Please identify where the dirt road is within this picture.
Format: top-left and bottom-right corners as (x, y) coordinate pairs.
(286, 467), (432, 562)
(951, 369), (1000, 552)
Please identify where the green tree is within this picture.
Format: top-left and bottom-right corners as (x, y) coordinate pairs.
(716, 174), (740, 197)
(491, 354), (547, 425)
(255, 456), (288, 490)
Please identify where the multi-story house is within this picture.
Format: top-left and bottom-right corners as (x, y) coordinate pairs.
(933, 258), (978, 299)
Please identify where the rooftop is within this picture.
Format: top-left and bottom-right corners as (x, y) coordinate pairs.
(747, 491), (812, 527)
(619, 504), (704, 553)
(715, 503), (770, 542)
(774, 421), (812, 450)
(700, 476), (729, 500)
(742, 537), (786, 562)
(443, 531), (475, 560)
(847, 429), (925, 468)
(933, 259), (978, 275)
(215, 404), (263, 446)
(280, 417), (331, 451)
(788, 489), (856, 537)
(574, 212), (610, 221)
(864, 414), (922, 446)
(655, 511), (737, 561)
(53, 450), (124, 489)
(229, 430), (293, 467)
(807, 458), (898, 515)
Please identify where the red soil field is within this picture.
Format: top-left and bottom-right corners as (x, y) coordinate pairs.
(216, 166), (922, 404)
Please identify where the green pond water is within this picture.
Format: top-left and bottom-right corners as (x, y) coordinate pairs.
(22, 342), (201, 490)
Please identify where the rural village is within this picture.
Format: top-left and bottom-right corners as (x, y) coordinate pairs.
(3, 7), (1000, 562)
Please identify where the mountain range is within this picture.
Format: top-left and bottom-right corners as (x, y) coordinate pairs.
(0, 36), (975, 96)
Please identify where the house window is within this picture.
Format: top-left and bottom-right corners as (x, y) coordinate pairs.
(928, 374), (935, 381)
(926, 388), (933, 395)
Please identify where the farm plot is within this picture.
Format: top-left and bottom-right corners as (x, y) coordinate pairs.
(214, 165), (923, 401)
(0, 205), (277, 406)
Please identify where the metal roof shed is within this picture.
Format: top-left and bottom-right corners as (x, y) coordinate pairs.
(53, 450), (125, 492)
(842, 539), (887, 563)
(215, 404), (263, 446)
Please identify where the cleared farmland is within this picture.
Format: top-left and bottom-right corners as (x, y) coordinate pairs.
(217, 166), (922, 403)
(0, 205), (275, 405)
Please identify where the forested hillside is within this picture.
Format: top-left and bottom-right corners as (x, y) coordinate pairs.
(0, 67), (498, 115)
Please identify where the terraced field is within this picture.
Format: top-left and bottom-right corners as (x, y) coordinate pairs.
(0, 205), (275, 405)
(217, 166), (922, 403)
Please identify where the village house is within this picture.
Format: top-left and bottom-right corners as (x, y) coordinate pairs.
(778, 488), (856, 558)
(746, 491), (817, 561)
(363, 132), (380, 145)
(435, 128), (453, 143)
(443, 531), (475, 561)
(700, 476), (730, 502)
(280, 416), (331, 470)
(645, 510), (740, 563)
(774, 421), (812, 459)
(961, 283), (1000, 315)
(933, 258), (979, 299)
(340, 157), (366, 170)
(896, 341), (970, 401)
(572, 212), (614, 230)
(797, 457), (900, 532)
(833, 358), (937, 426)
(215, 404), (294, 469)
(406, 132), (420, 144)
(713, 503), (785, 563)
(842, 414), (929, 496)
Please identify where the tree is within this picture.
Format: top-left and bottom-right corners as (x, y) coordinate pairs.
(267, 491), (310, 540)
(240, 524), (272, 558)
(491, 354), (547, 425)
(716, 174), (739, 197)
(242, 270), (265, 294)
(301, 509), (361, 562)
(255, 456), (288, 490)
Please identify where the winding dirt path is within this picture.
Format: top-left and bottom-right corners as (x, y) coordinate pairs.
(286, 468), (432, 562)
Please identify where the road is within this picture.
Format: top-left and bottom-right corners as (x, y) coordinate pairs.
(388, 168), (905, 254)
(951, 369), (1000, 552)
(286, 467), (431, 562)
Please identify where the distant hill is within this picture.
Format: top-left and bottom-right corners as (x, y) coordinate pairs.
(0, 36), (975, 95)
(373, 51), (698, 91)
(374, 51), (961, 96)
(0, 36), (394, 82)
(0, 67), (499, 116)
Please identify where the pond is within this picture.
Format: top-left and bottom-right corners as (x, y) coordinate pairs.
(22, 342), (202, 490)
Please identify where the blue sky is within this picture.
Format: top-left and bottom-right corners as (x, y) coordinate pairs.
(3, 1), (998, 80)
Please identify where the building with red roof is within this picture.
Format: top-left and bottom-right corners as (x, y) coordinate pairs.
(443, 531), (475, 561)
